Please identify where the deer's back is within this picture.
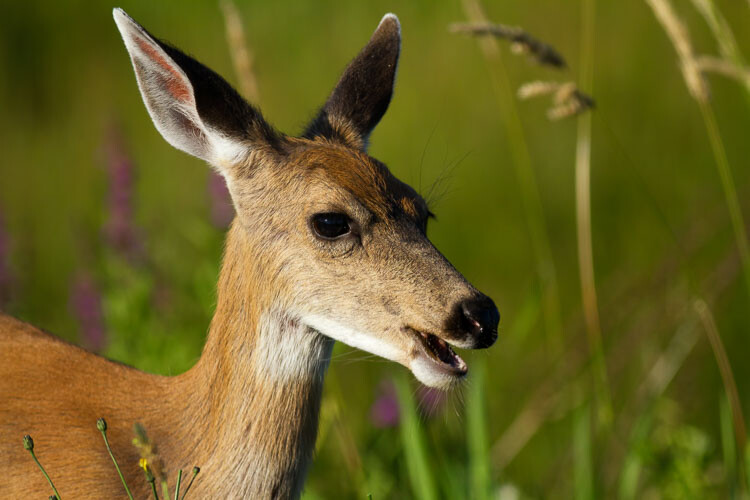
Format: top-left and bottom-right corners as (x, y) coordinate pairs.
(0, 314), (173, 498)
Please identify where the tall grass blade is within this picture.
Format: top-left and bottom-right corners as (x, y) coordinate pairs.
(696, 101), (750, 307)
(573, 404), (595, 500)
(617, 414), (652, 500)
(695, 299), (748, 492)
(326, 369), (367, 495)
(394, 375), (438, 500)
(619, 320), (702, 498)
(437, 462), (467, 499)
(720, 396), (739, 495)
(576, 0), (612, 430)
(467, 359), (492, 500)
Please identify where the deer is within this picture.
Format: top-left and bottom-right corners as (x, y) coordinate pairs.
(0, 8), (499, 499)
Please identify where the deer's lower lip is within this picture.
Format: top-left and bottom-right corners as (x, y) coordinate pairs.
(413, 330), (468, 376)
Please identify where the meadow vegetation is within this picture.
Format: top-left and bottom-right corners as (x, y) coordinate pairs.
(1, 0), (749, 497)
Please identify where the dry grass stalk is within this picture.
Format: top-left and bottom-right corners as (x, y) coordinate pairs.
(491, 211), (739, 474)
(220, 0), (260, 103)
(457, 0), (565, 352)
(693, 299), (748, 457)
(518, 81), (595, 120)
(696, 55), (750, 86)
(644, 0), (709, 101)
(449, 22), (566, 68)
(636, 321), (700, 402)
(690, 0), (730, 52)
(690, 0), (747, 72)
(691, 0), (750, 90)
(646, 0), (750, 311)
(574, 0), (612, 433)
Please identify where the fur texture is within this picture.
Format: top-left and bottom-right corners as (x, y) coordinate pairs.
(0, 9), (498, 499)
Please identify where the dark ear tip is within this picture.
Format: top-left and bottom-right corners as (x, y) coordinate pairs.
(376, 13), (401, 39)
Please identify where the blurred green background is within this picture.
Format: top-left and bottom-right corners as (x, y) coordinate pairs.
(1, 0), (749, 498)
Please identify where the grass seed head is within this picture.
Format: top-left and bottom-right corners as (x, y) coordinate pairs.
(449, 22), (566, 68)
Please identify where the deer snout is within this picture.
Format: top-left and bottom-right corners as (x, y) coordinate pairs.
(453, 294), (500, 349)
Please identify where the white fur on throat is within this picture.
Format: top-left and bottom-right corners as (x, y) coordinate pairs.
(207, 310), (333, 498)
(254, 310), (334, 382)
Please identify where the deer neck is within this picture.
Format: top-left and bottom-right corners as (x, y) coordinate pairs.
(178, 222), (334, 498)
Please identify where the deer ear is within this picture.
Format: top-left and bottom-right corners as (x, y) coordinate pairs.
(113, 8), (280, 169)
(303, 13), (401, 151)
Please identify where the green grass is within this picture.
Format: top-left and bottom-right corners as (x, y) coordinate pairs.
(573, 404), (594, 500)
(467, 360), (492, 500)
(394, 375), (438, 500)
(2, 0), (749, 498)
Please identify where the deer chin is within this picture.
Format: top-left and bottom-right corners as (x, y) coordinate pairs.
(301, 314), (407, 366)
(404, 327), (468, 390)
(301, 315), (468, 388)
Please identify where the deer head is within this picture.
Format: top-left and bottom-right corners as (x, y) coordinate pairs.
(113, 8), (499, 390)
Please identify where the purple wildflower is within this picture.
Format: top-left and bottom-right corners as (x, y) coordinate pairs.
(0, 210), (12, 307)
(207, 171), (234, 228)
(104, 124), (141, 259)
(417, 384), (448, 418)
(370, 381), (400, 428)
(70, 272), (106, 352)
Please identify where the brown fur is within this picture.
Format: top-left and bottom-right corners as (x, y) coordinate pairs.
(0, 11), (498, 499)
(0, 138), (478, 498)
(0, 218), (338, 498)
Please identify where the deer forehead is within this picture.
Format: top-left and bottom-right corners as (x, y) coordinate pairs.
(278, 143), (429, 222)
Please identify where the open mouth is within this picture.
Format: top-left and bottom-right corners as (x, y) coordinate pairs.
(412, 329), (468, 376)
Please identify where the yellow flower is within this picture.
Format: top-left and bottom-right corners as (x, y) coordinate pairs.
(139, 458), (149, 470)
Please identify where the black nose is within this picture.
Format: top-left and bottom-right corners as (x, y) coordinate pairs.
(461, 295), (500, 348)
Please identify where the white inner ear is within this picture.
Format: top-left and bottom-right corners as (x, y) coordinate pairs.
(114, 10), (245, 169)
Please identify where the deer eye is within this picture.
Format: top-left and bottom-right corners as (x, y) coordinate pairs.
(311, 212), (351, 240)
